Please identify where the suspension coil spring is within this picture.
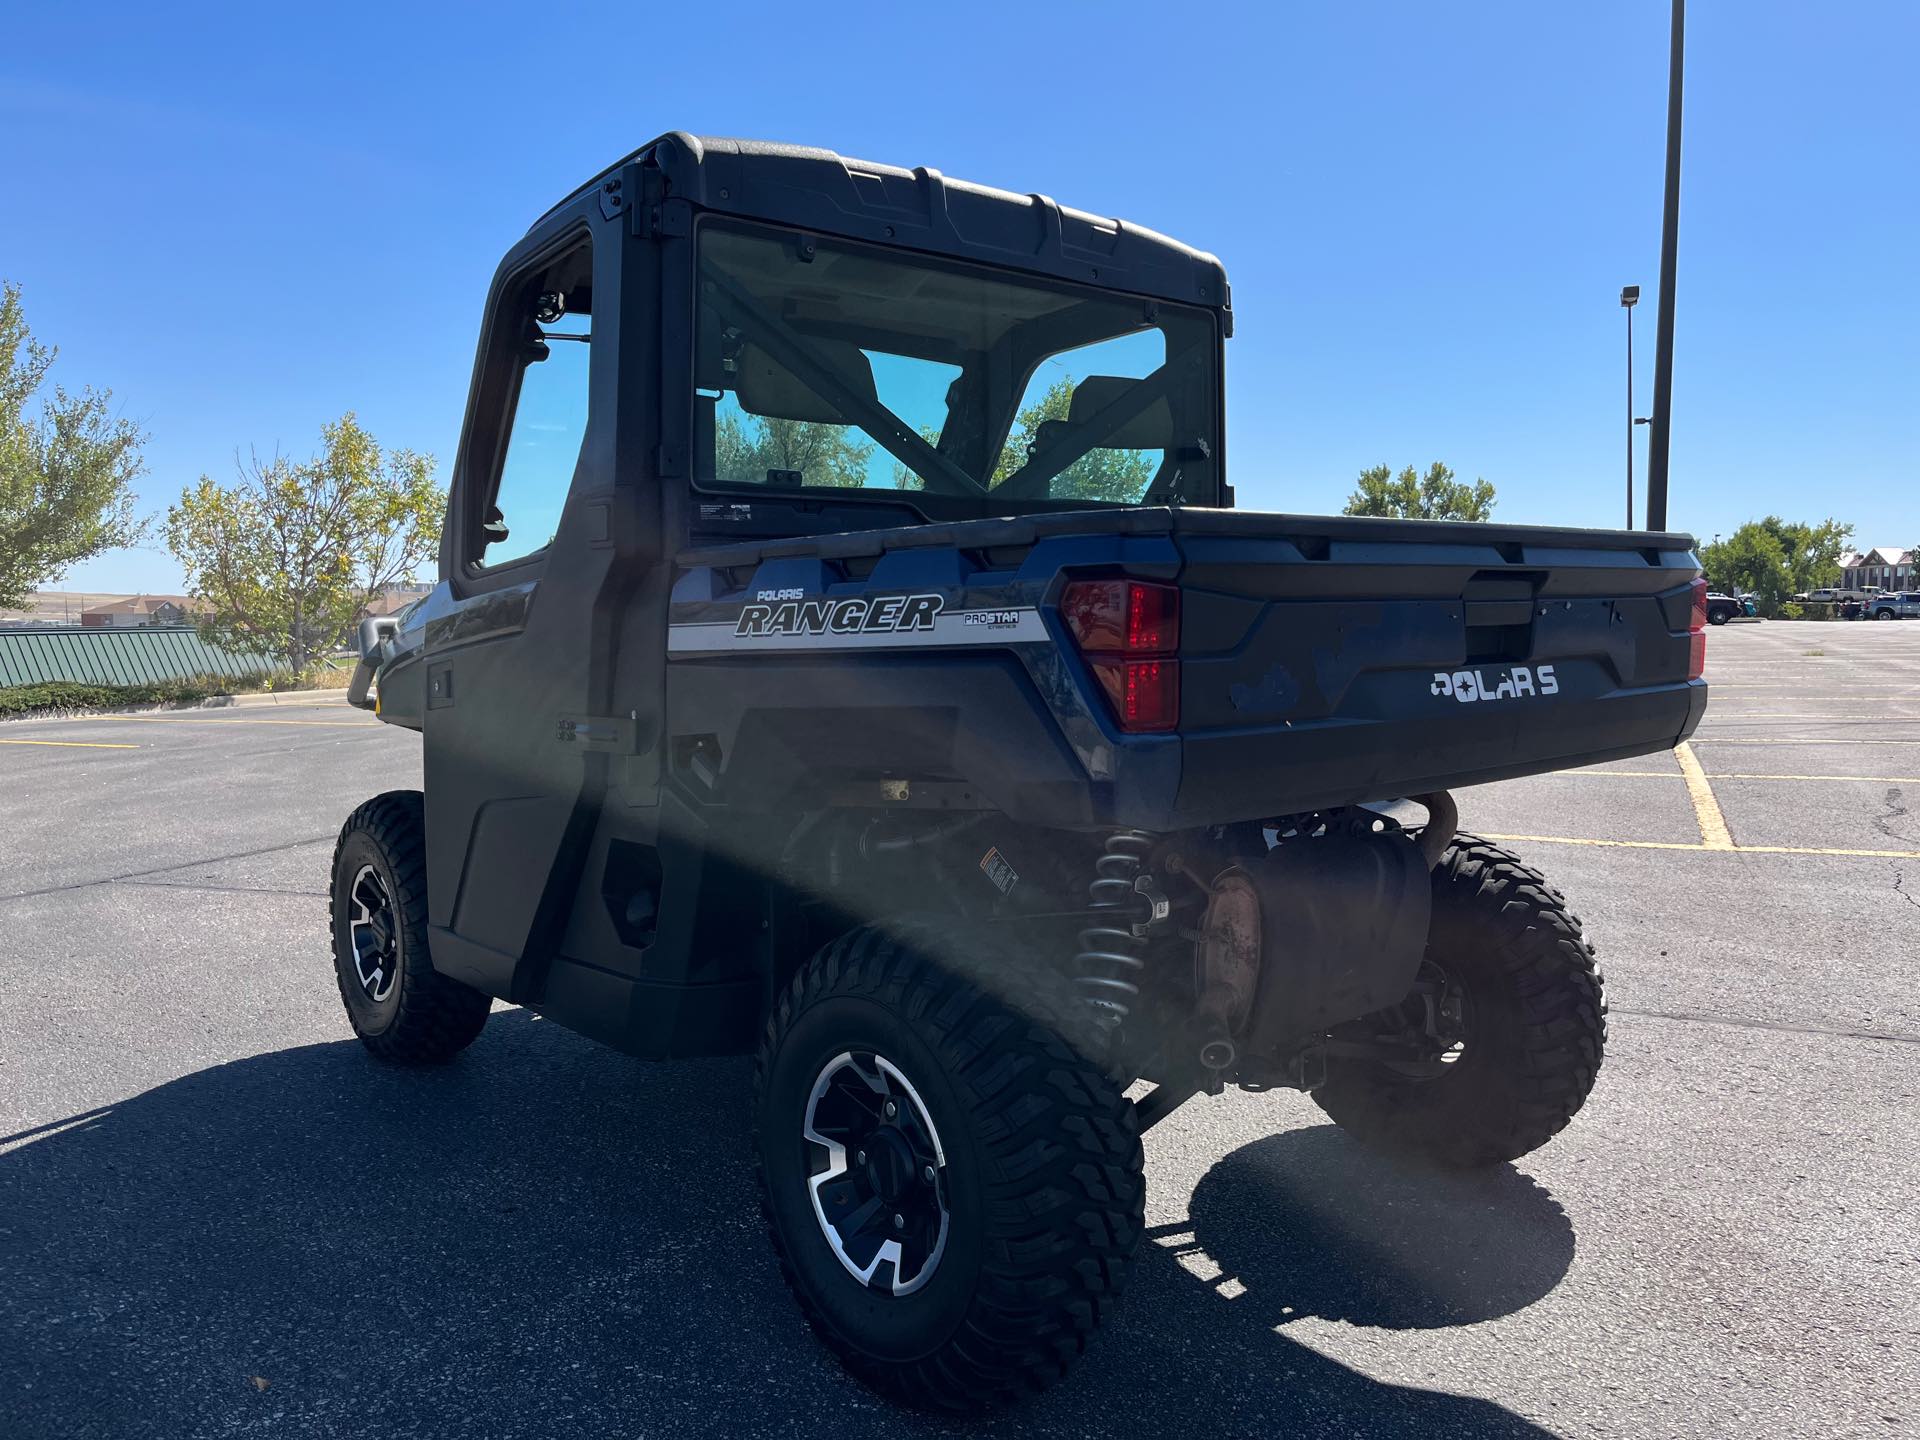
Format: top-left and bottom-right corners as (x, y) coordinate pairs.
(1074, 829), (1158, 1021)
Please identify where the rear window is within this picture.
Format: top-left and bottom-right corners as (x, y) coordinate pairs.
(692, 221), (1221, 513)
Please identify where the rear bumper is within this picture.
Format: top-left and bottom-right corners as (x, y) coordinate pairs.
(1151, 680), (1706, 829)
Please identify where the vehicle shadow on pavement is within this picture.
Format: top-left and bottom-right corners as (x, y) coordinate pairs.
(1177, 1124), (1576, 1330)
(1, 1010), (1572, 1439)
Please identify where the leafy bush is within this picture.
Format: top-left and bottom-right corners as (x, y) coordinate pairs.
(0, 670), (298, 718)
(1781, 602), (1806, 621)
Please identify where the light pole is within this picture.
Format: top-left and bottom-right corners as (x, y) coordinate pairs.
(1621, 285), (1639, 528)
(1645, 0), (1685, 531)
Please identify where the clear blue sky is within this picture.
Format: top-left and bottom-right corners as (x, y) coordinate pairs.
(4, 0), (1914, 595)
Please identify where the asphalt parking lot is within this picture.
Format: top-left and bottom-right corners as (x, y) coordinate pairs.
(3, 623), (1916, 1439)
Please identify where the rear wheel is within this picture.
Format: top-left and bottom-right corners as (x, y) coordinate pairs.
(1708, 607), (1730, 626)
(1876, 608), (1896, 621)
(1311, 835), (1606, 1168)
(754, 921), (1143, 1411)
(329, 791), (491, 1063)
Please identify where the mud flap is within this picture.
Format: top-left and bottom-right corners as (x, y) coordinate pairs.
(1244, 831), (1432, 1052)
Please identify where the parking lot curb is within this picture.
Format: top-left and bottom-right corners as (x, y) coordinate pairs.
(0, 686), (348, 724)
(206, 687), (348, 709)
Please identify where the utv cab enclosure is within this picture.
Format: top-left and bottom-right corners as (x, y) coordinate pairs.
(334, 133), (1708, 1409)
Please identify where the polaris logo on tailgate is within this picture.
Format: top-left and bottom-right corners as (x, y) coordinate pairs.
(1431, 664), (1559, 703)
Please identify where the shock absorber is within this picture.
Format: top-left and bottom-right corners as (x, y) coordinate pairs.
(1074, 829), (1161, 1021)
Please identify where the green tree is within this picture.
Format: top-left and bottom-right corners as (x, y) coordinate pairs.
(1343, 462), (1496, 521)
(1698, 525), (1791, 614)
(166, 413), (442, 677)
(983, 377), (1158, 502)
(1698, 516), (1853, 617)
(0, 281), (148, 608)
(716, 412), (874, 488)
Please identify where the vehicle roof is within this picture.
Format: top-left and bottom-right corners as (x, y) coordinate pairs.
(539, 132), (1230, 315)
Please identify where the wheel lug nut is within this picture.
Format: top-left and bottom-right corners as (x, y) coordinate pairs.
(884, 1101), (897, 1118)
(922, 1164), (935, 1183)
(856, 1150), (867, 1166)
(893, 1213), (905, 1229)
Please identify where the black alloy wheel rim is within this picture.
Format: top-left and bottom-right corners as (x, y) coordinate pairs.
(802, 1051), (950, 1296)
(346, 863), (400, 1002)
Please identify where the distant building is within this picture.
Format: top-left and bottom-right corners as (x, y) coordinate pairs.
(363, 581), (434, 619)
(78, 595), (207, 628)
(2, 585), (433, 636)
(0, 592), (135, 629)
(1841, 547), (1916, 593)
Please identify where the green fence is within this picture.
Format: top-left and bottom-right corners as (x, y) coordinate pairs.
(0, 627), (278, 688)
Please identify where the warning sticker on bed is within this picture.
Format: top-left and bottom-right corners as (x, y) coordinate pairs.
(978, 846), (1019, 896)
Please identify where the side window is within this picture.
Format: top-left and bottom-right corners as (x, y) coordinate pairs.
(477, 246), (592, 568)
(994, 331), (1167, 502)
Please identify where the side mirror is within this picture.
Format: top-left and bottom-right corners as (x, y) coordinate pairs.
(357, 615), (400, 662)
(481, 504), (510, 547)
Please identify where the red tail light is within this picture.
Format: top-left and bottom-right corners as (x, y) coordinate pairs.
(1687, 577), (1707, 679)
(1062, 578), (1179, 654)
(1062, 579), (1180, 733)
(1090, 658), (1179, 731)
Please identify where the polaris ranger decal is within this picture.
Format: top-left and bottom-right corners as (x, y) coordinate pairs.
(737, 592), (945, 638)
(1430, 664), (1558, 703)
(667, 599), (1050, 654)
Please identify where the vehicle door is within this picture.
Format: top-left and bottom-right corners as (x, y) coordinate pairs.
(420, 194), (665, 1000)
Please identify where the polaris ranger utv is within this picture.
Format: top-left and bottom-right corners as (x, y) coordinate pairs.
(334, 133), (1708, 1409)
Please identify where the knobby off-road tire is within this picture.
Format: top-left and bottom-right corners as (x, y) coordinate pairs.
(329, 791), (490, 1063)
(1311, 834), (1607, 1168)
(754, 921), (1144, 1411)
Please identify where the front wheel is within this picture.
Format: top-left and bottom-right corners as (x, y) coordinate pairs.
(1709, 608), (1730, 626)
(329, 791), (491, 1063)
(1311, 835), (1606, 1168)
(754, 922), (1143, 1411)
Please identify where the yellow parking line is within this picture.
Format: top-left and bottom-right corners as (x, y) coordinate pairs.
(1708, 689), (1920, 694)
(1484, 834), (1716, 852)
(1709, 686), (1920, 690)
(0, 738), (141, 749)
(1563, 769), (1681, 777)
(1691, 737), (1920, 746)
(1700, 712), (1916, 720)
(1469, 766), (1920, 783)
(69, 714), (371, 729)
(1483, 833), (1920, 860)
(1708, 772), (1920, 785)
(1674, 743), (1734, 848)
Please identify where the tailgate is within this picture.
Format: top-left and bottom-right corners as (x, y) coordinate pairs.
(1165, 514), (1706, 823)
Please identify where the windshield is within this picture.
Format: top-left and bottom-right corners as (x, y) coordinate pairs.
(693, 223), (1220, 509)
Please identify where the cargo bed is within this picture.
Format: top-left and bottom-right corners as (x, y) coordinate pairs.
(667, 506), (1706, 829)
